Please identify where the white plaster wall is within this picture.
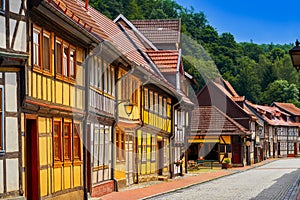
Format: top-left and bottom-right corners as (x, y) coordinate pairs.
(13, 21), (26, 52)
(5, 73), (17, 112)
(5, 117), (18, 152)
(6, 159), (19, 192)
(9, 0), (22, 14)
(0, 16), (5, 49)
(0, 160), (3, 193)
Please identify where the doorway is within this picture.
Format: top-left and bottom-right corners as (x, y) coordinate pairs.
(157, 141), (164, 175)
(26, 118), (40, 200)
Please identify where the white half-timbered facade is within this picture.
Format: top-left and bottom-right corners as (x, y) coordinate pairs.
(0, 0), (27, 198)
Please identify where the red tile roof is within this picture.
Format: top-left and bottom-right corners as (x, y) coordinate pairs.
(190, 106), (248, 135)
(44, 0), (193, 104)
(273, 102), (300, 116)
(146, 50), (179, 73)
(246, 102), (298, 127)
(131, 19), (180, 45)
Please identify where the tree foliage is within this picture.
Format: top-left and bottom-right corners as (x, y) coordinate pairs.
(90, 0), (299, 106)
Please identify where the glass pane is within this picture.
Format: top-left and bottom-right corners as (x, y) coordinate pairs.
(33, 30), (40, 66)
(56, 41), (62, 74)
(43, 34), (50, 71)
(63, 45), (68, 77)
(70, 49), (75, 78)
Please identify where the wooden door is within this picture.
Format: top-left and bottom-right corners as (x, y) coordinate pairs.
(294, 143), (297, 155)
(232, 144), (242, 164)
(26, 118), (40, 200)
(157, 141), (163, 175)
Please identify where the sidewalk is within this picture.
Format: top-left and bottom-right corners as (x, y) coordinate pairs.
(99, 159), (275, 200)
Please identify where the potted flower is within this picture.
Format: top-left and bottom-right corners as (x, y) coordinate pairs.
(175, 159), (183, 166)
(222, 158), (230, 169)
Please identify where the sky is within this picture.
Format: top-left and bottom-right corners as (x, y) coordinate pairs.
(175, 0), (300, 44)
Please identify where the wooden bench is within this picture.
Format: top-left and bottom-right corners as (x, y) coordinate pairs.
(195, 160), (218, 169)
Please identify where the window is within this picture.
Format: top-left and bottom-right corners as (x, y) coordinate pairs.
(163, 98), (166, 116)
(73, 123), (81, 161)
(43, 32), (51, 71)
(142, 133), (147, 162)
(159, 96), (162, 116)
(151, 135), (156, 161)
(92, 125), (111, 183)
(55, 37), (76, 80)
(56, 40), (62, 75)
(149, 91), (153, 112)
(64, 122), (72, 161)
(154, 93), (158, 113)
(53, 121), (62, 162)
(0, 0), (4, 11)
(116, 130), (125, 161)
(53, 120), (82, 167)
(131, 79), (138, 104)
(144, 88), (149, 110)
(32, 26), (51, 73)
(33, 28), (40, 67)
(0, 87), (4, 154)
(103, 62), (115, 95)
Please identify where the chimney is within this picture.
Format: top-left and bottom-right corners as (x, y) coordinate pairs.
(85, 0), (88, 10)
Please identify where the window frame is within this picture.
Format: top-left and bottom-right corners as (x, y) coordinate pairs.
(55, 36), (77, 82)
(53, 120), (62, 165)
(32, 25), (52, 75)
(116, 130), (125, 162)
(73, 123), (81, 163)
(0, 86), (4, 154)
(63, 122), (72, 163)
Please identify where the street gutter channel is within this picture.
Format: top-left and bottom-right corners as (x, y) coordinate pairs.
(285, 173), (300, 200)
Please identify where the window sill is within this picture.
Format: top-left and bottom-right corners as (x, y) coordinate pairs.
(63, 161), (72, 167)
(92, 165), (109, 171)
(32, 66), (52, 77)
(116, 160), (126, 163)
(55, 74), (75, 84)
(73, 160), (82, 166)
(53, 162), (63, 168)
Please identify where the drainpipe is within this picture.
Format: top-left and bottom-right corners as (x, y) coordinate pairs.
(83, 44), (102, 199)
(170, 98), (183, 178)
(134, 74), (151, 184)
(112, 64), (136, 191)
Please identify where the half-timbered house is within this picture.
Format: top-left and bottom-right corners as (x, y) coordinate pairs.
(193, 79), (254, 166)
(22, 1), (102, 199)
(0, 0), (27, 198)
(246, 102), (299, 158)
(272, 102), (300, 157)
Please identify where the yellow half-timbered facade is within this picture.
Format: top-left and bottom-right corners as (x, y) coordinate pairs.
(137, 85), (173, 181)
(22, 1), (100, 199)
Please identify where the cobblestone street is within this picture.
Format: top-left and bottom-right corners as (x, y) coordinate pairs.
(149, 158), (300, 200)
